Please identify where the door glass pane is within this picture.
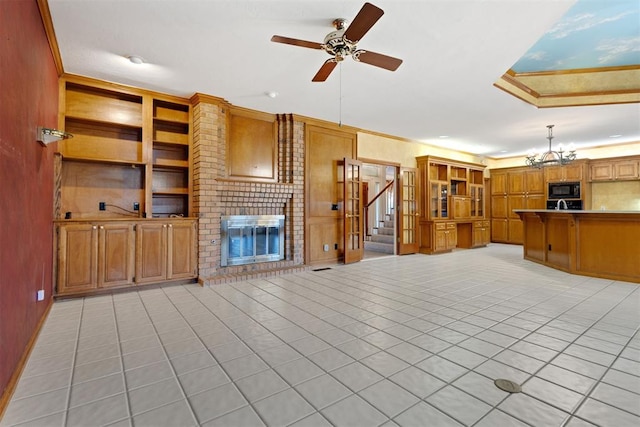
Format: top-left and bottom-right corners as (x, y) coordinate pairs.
(431, 183), (438, 217)
(441, 184), (448, 217)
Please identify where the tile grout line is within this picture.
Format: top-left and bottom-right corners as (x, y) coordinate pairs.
(182, 283), (337, 426)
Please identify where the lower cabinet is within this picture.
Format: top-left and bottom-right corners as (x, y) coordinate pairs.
(434, 222), (457, 253)
(472, 220), (491, 247)
(57, 219), (197, 296)
(136, 220), (198, 284)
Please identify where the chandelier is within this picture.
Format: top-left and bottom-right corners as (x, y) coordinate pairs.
(525, 125), (576, 168)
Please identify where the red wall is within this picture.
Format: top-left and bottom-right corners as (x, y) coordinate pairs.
(0, 0), (59, 398)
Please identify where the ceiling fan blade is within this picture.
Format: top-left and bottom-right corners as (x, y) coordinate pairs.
(353, 50), (402, 71)
(312, 59), (338, 82)
(343, 2), (384, 44)
(271, 35), (323, 50)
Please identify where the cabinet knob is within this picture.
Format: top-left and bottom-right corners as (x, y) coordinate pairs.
(92, 226), (97, 230)
(163, 224), (167, 228)
(100, 226), (104, 230)
(168, 224), (173, 228)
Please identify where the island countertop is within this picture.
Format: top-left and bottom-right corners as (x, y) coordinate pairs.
(514, 209), (640, 214)
(514, 210), (640, 284)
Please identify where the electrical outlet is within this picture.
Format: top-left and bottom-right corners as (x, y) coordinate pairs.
(133, 202), (140, 211)
(99, 202), (106, 210)
(37, 290), (44, 301)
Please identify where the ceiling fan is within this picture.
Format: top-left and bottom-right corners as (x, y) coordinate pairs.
(271, 2), (403, 82)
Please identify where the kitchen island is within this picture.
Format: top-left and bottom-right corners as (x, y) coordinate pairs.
(515, 210), (640, 284)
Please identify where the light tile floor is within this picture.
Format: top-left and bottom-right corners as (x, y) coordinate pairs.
(2, 244), (639, 426)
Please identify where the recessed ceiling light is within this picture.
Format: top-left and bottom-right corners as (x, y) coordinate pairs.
(439, 135), (449, 138)
(609, 134), (622, 138)
(127, 55), (145, 65)
(265, 91), (278, 98)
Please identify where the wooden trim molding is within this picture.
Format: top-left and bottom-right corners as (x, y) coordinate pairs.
(0, 301), (53, 419)
(37, 0), (64, 76)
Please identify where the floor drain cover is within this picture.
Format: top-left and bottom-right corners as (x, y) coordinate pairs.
(494, 379), (522, 393)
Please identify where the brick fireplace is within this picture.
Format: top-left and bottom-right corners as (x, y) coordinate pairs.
(191, 95), (305, 284)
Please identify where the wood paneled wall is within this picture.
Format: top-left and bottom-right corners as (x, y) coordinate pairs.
(305, 125), (357, 264)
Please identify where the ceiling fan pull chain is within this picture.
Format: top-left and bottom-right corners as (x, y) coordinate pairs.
(339, 62), (342, 127)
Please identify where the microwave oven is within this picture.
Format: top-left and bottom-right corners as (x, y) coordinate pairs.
(548, 182), (581, 199)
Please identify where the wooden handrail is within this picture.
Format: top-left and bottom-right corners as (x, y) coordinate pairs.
(367, 180), (394, 209)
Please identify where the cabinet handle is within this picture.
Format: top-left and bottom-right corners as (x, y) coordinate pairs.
(163, 224), (167, 228)
(168, 224), (173, 228)
(100, 226), (104, 230)
(92, 226), (97, 230)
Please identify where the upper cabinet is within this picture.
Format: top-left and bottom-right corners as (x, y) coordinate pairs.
(544, 161), (587, 182)
(226, 107), (277, 182)
(58, 76), (192, 219)
(417, 156), (486, 221)
(590, 156), (640, 182)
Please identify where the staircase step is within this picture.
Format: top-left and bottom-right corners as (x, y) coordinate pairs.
(370, 234), (394, 244)
(364, 241), (394, 254)
(376, 226), (394, 236)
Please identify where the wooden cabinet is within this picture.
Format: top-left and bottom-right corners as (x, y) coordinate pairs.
(56, 219), (197, 296)
(136, 220), (197, 284)
(472, 220), (491, 247)
(545, 162), (586, 182)
(434, 222), (457, 253)
(451, 196), (471, 219)
(416, 156), (486, 254)
(59, 76), (192, 220)
(57, 222), (135, 295)
(590, 157), (640, 181)
(57, 224), (99, 295)
(490, 167), (545, 244)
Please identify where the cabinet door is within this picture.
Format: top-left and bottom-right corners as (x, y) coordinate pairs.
(544, 166), (563, 183)
(564, 164), (584, 181)
(525, 169), (545, 194)
(446, 223), (457, 249)
(614, 160), (639, 180)
(451, 196), (470, 219)
(167, 220), (197, 279)
(491, 219), (508, 242)
(590, 163), (613, 181)
(98, 223), (135, 288)
(57, 224), (98, 294)
(507, 195), (526, 219)
(136, 222), (168, 283)
(507, 170), (525, 194)
(491, 195), (508, 219)
(526, 194), (546, 210)
(491, 172), (507, 194)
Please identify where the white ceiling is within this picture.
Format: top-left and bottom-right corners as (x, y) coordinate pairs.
(48, 0), (640, 159)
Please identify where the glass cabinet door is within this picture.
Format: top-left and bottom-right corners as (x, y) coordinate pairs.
(470, 186), (477, 217)
(430, 182), (439, 218)
(440, 183), (448, 218)
(477, 186), (484, 217)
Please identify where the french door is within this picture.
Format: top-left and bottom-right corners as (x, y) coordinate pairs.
(398, 167), (419, 254)
(343, 158), (363, 264)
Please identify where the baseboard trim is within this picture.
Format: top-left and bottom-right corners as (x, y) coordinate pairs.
(0, 300), (53, 420)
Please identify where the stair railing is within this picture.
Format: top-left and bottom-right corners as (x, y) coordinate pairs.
(365, 179), (394, 239)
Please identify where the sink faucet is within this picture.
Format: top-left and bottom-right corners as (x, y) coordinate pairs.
(556, 199), (568, 210)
